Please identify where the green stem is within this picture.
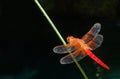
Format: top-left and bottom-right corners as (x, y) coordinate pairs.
(34, 0), (88, 79)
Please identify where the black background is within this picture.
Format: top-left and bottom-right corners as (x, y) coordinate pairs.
(0, 0), (120, 79)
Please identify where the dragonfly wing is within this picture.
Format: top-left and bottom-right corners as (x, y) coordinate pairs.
(60, 49), (86, 64)
(82, 23), (101, 43)
(87, 34), (103, 50)
(53, 44), (76, 54)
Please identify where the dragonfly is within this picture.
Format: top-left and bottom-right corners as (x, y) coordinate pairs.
(53, 23), (110, 70)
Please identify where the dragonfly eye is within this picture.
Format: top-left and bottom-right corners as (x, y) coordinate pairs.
(67, 36), (74, 42)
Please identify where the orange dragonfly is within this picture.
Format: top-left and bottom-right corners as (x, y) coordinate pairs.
(53, 23), (110, 70)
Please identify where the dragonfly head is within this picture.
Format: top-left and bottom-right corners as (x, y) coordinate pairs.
(67, 36), (80, 46)
(67, 36), (75, 43)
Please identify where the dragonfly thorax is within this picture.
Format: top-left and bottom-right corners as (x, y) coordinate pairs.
(78, 39), (88, 50)
(67, 36), (89, 50)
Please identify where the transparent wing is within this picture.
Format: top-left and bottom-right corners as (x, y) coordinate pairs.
(60, 48), (86, 64)
(53, 44), (76, 54)
(87, 34), (103, 50)
(82, 23), (101, 43)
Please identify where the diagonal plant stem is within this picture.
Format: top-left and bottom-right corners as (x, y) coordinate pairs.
(34, 0), (88, 79)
